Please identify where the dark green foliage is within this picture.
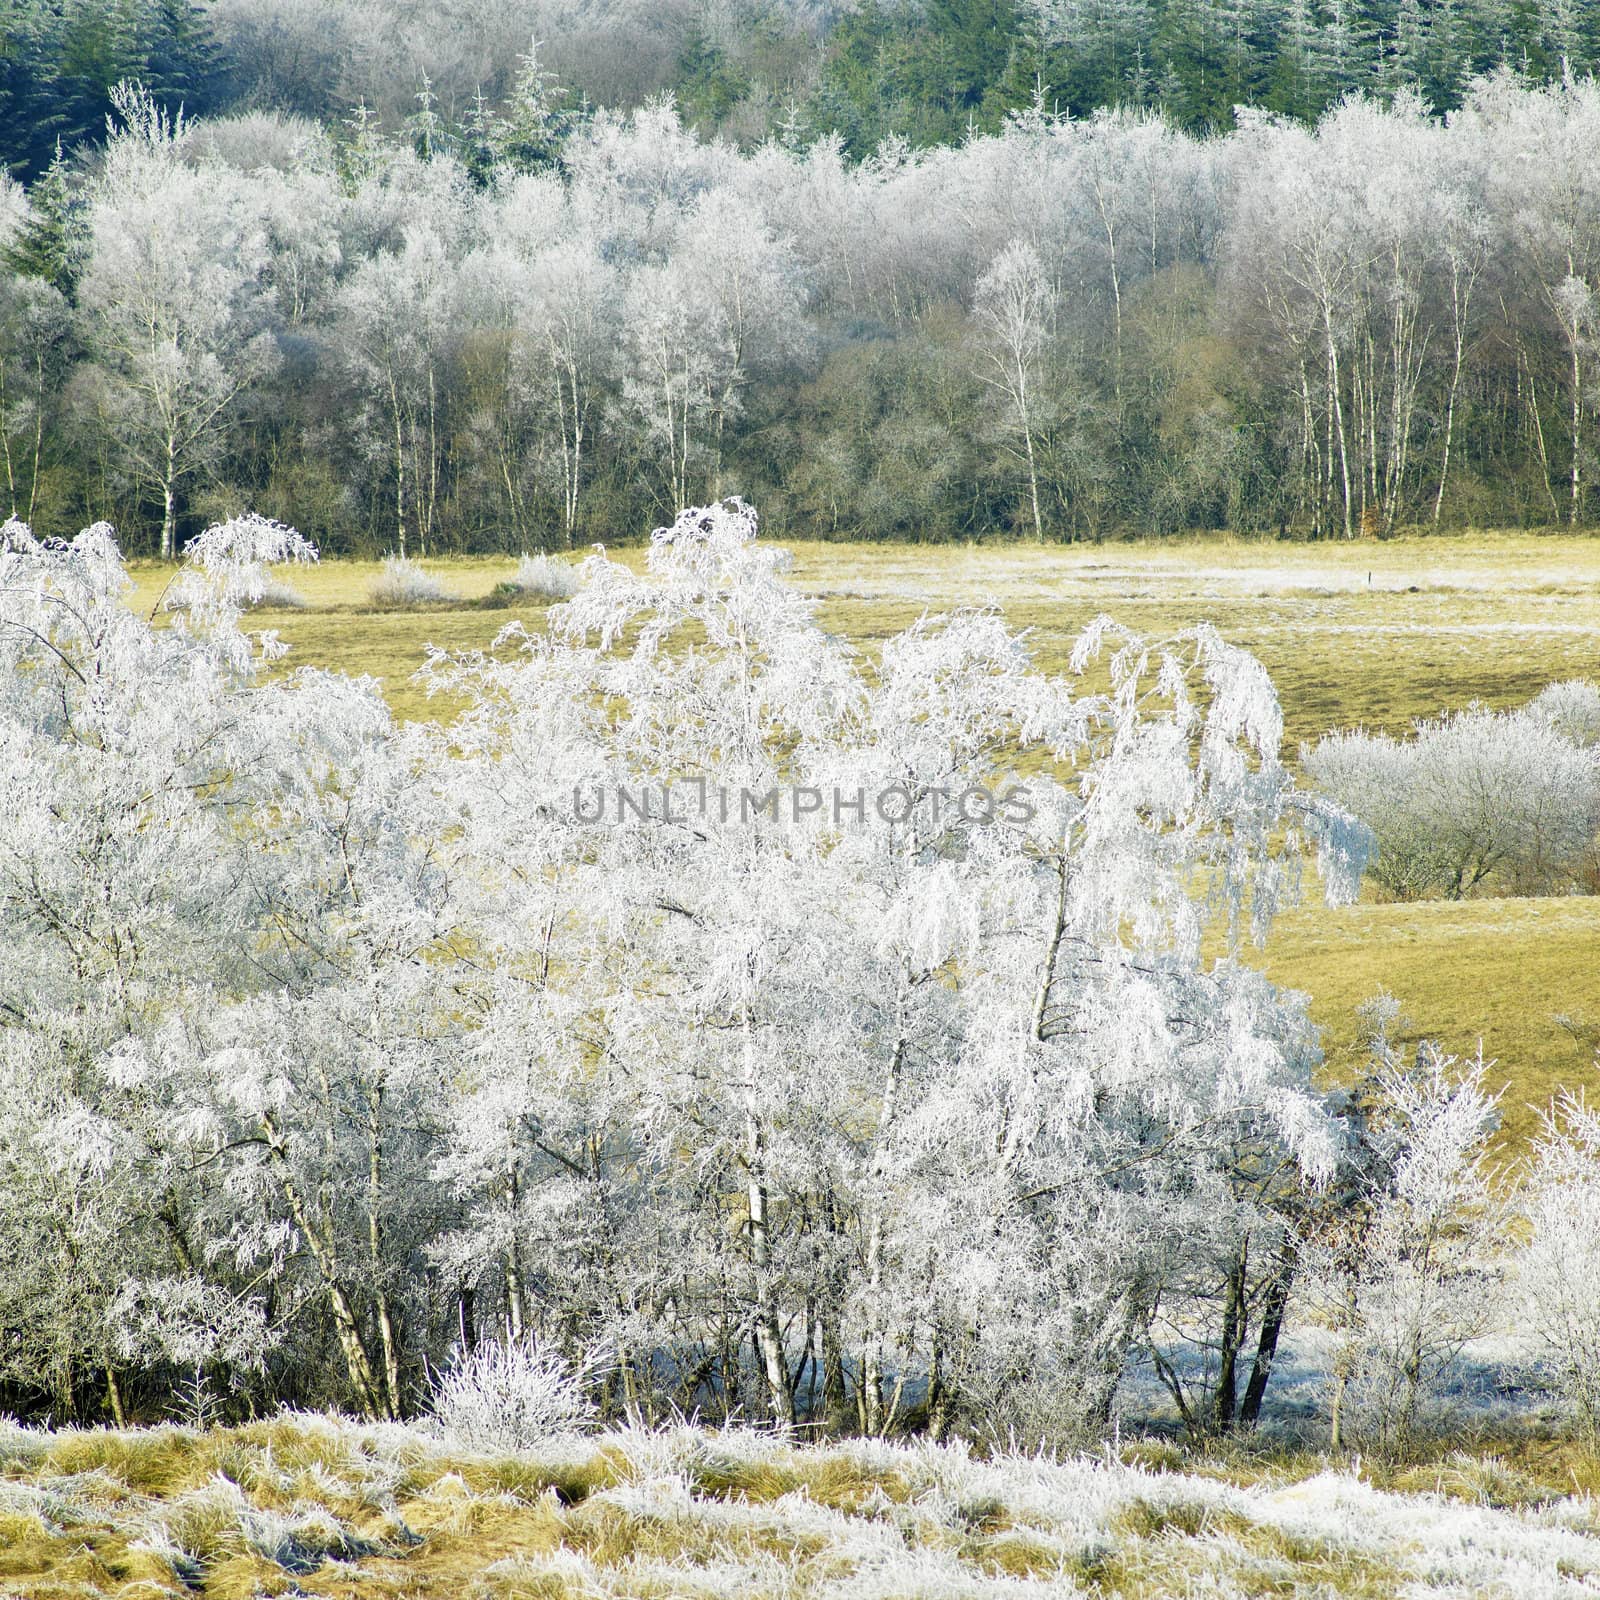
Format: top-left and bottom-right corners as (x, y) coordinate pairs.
(3, 143), (86, 295)
(0, 0), (226, 180)
(812, 0), (1037, 156)
(676, 24), (754, 129)
(806, 0), (1600, 152)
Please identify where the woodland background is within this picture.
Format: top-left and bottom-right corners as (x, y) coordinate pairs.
(4, 0), (1600, 556)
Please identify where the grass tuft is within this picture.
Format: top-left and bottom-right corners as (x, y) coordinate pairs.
(6, 1416), (1600, 1595)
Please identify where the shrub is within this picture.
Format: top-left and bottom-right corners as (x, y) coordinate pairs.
(1528, 679), (1600, 748)
(1300, 1044), (1505, 1459)
(249, 574), (308, 609)
(1518, 1091), (1600, 1446)
(428, 1338), (600, 1454)
(1303, 706), (1600, 898)
(367, 556), (458, 607)
(510, 553), (580, 602)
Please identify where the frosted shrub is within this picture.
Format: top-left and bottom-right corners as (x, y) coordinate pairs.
(1304, 707), (1600, 898)
(510, 553), (580, 601)
(429, 1337), (598, 1453)
(1529, 679), (1600, 748)
(367, 555), (457, 607)
(249, 574), (308, 608)
(1519, 1092), (1600, 1445)
(1302, 1045), (1504, 1458)
(1301, 728), (1447, 899)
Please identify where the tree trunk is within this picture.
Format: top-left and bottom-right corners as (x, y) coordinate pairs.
(105, 1364), (127, 1428)
(1239, 1262), (1291, 1427)
(367, 1088), (403, 1418)
(1434, 296), (1467, 524)
(1571, 333), (1583, 526)
(744, 1014), (793, 1425)
(261, 1113), (390, 1418)
(821, 1315), (851, 1435)
(506, 1164), (527, 1341)
(1327, 324), (1353, 539)
(160, 448), (177, 562)
(1022, 398), (1043, 541)
(389, 370), (407, 559)
(1211, 1243), (1247, 1430)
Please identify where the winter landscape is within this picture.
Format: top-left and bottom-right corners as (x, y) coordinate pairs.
(8, 2), (1600, 1597)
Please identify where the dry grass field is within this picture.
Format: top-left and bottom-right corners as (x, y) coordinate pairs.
(7, 1414), (1600, 1598)
(125, 528), (1600, 741)
(124, 530), (1600, 1153)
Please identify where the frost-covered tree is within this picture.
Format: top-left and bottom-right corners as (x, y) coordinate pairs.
(77, 87), (278, 559)
(972, 239), (1055, 539)
(1302, 1023), (1504, 1457)
(0, 512), (313, 1419)
(110, 1275), (272, 1427)
(1461, 73), (1600, 526)
(615, 194), (808, 511)
(1519, 1088), (1600, 1446)
(462, 202), (618, 546)
(335, 212), (463, 559)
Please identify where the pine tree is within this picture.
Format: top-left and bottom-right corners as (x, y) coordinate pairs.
(491, 38), (571, 174)
(461, 88), (498, 185)
(3, 143), (86, 296)
(1271, 0), (1323, 118)
(1379, 0), (1430, 98)
(337, 100), (387, 185)
(405, 73), (447, 162)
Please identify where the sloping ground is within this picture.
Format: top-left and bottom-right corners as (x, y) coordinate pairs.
(1260, 895), (1600, 1154)
(2, 1417), (1600, 1598)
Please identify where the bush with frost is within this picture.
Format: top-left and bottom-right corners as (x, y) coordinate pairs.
(1301, 1038), (1504, 1458)
(1303, 705), (1600, 898)
(428, 1337), (600, 1453)
(509, 552), (580, 601)
(367, 555), (457, 606)
(1528, 679), (1600, 748)
(1518, 1090), (1600, 1445)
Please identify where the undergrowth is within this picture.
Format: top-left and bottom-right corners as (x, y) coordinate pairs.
(3, 1416), (1600, 1597)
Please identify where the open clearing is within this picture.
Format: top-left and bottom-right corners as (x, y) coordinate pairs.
(127, 529), (1600, 743)
(126, 531), (1600, 1148)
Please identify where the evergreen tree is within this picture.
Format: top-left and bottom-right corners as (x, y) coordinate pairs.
(461, 88), (498, 186)
(405, 72), (447, 161)
(336, 100), (388, 185)
(3, 143), (87, 297)
(491, 38), (572, 174)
